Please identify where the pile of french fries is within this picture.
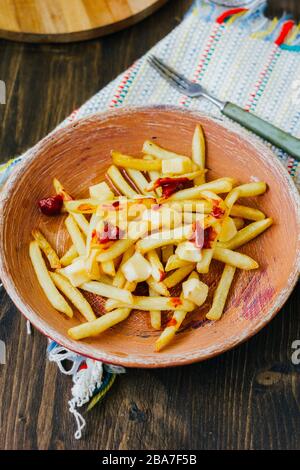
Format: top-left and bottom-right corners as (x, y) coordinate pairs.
(29, 124), (273, 351)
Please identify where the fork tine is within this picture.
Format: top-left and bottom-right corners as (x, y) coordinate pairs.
(147, 55), (189, 92)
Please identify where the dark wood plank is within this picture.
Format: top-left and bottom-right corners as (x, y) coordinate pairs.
(0, 0), (299, 450)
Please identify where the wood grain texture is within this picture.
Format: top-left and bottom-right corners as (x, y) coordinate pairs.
(0, 0), (168, 43)
(0, 0), (299, 451)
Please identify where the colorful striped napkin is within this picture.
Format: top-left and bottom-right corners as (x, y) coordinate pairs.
(1, 0), (299, 438)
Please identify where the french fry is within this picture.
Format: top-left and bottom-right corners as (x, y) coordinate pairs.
(155, 310), (188, 352)
(107, 296), (195, 312)
(112, 151), (161, 171)
(29, 241), (73, 317)
(213, 247), (259, 270)
(105, 279), (137, 312)
(64, 199), (103, 214)
(32, 229), (61, 269)
(81, 281), (133, 304)
(71, 214), (90, 236)
(167, 178), (235, 201)
(164, 264), (195, 289)
(136, 224), (194, 254)
(53, 178), (73, 202)
(101, 260), (116, 277)
(146, 249), (165, 282)
(113, 246), (135, 288)
(85, 213), (99, 256)
(107, 165), (137, 198)
(206, 265), (236, 321)
(219, 218), (273, 250)
(196, 249), (213, 274)
(60, 244), (78, 267)
(68, 308), (131, 340)
(65, 215), (86, 256)
(149, 287), (161, 330)
(192, 124), (206, 185)
(146, 276), (170, 297)
(126, 168), (154, 196)
(50, 272), (96, 322)
(225, 182), (267, 211)
(142, 140), (189, 160)
(161, 245), (174, 264)
(96, 239), (136, 263)
(165, 254), (191, 271)
(230, 204), (266, 221)
(144, 155), (162, 197)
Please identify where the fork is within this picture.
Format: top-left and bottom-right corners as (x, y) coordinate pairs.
(148, 55), (300, 161)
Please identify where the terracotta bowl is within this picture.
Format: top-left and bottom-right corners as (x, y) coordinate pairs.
(0, 107), (299, 368)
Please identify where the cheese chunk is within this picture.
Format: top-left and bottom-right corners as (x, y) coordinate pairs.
(122, 252), (152, 282)
(89, 181), (114, 200)
(176, 241), (202, 262)
(162, 157), (192, 175)
(182, 278), (209, 306)
(61, 258), (91, 287)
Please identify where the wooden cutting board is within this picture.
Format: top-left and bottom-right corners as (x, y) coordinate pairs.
(0, 0), (168, 43)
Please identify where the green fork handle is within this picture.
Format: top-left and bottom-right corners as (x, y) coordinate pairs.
(222, 102), (300, 162)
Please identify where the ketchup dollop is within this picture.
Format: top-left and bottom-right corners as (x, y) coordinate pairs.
(153, 177), (191, 198)
(38, 194), (63, 216)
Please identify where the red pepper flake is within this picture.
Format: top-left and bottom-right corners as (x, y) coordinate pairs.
(159, 270), (166, 282)
(170, 297), (182, 308)
(211, 200), (225, 219)
(38, 194), (63, 216)
(167, 318), (177, 327)
(92, 222), (124, 244)
(154, 177), (191, 198)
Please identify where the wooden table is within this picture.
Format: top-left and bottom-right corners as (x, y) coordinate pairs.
(0, 0), (299, 450)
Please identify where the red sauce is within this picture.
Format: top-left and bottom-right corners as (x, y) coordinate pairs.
(170, 297), (182, 308)
(159, 270), (166, 282)
(38, 194), (63, 216)
(190, 221), (217, 250)
(167, 318), (177, 327)
(203, 226), (217, 249)
(211, 200), (225, 219)
(92, 222), (124, 244)
(102, 200), (121, 211)
(154, 177), (190, 198)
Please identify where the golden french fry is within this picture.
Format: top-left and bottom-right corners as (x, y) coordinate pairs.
(230, 204), (266, 221)
(126, 168), (155, 196)
(219, 217), (238, 243)
(192, 124), (206, 185)
(65, 215), (86, 256)
(164, 264), (195, 289)
(32, 229), (61, 269)
(60, 244), (78, 267)
(225, 182), (267, 211)
(146, 276), (170, 297)
(142, 140), (189, 160)
(68, 308), (131, 340)
(29, 241), (73, 317)
(206, 265), (236, 321)
(219, 218), (273, 250)
(101, 260), (116, 277)
(112, 246), (135, 288)
(112, 151), (161, 171)
(81, 281), (133, 304)
(50, 272), (96, 322)
(97, 239), (136, 263)
(149, 288), (161, 330)
(105, 278), (137, 311)
(167, 178), (235, 201)
(196, 249), (213, 274)
(106, 296), (195, 312)
(64, 199), (104, 214)
(165, 254), (191, 272)
(155, 310), (188, 351)
(213, 247), (259, 270)
(107, 165), (137, 198)
(146, 249), (165, 282)
(136, 224), (194, 254)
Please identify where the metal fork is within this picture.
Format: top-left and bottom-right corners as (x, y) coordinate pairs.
(148, 55), (300, 161)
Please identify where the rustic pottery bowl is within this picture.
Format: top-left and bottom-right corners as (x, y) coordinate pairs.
(0, 107), (299, 368)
